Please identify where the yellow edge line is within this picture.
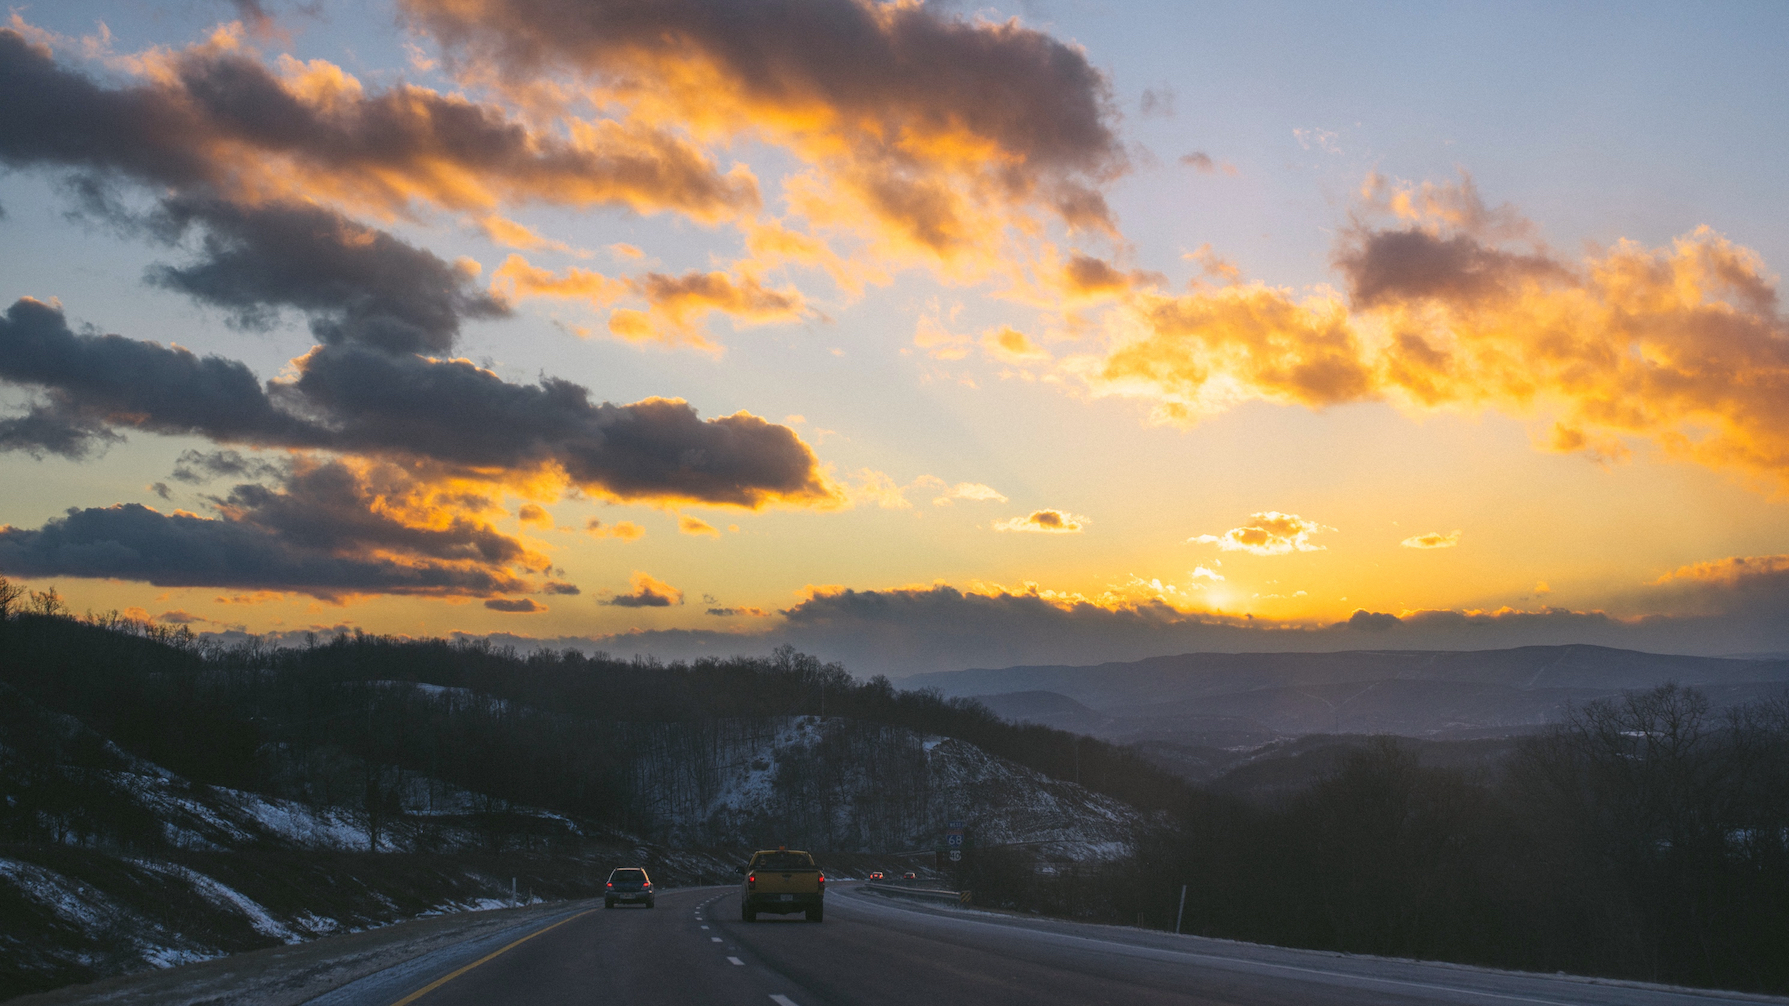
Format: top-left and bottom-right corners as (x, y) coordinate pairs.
(388, 909), (594, 1006)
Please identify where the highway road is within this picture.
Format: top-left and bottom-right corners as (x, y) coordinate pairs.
(309, 884), (1785, 1006)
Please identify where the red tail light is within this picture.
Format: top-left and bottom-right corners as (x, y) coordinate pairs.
(817, 874), (825, 887)
(747, 874), (756, 889)
(606, 882), (613, 888)
(642, 882), (651, 889)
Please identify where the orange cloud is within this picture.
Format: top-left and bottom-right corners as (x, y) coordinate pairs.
(993, 509), (1087, 533)
(402, 0), (1127, 283)
(495, 257), (805, 350)
(677, 513), (720, 537)
(1078, 282), (1369, 423)
(1401, 530), (1462, 549)
(5, 26), (760, 222)
(491, 254), (629, 305)
(850, 469), (915, 510)
(1072, 173), (1789, 490)
(1061, 254), (1162, 302)
(605, 571), (683, 607)
(516, 502), (552, 527)
(0, 454), (582, 601)
(1192, 512), (1331, 555)
(586, 518), (644, 541)
(1654, 554), (1789, 586)
(982, 326), (1049, 363)
(625, 270), (806, 345)
(477, 215), (583, 256)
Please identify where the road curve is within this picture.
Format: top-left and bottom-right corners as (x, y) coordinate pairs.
(310, 883), (1787, 1006)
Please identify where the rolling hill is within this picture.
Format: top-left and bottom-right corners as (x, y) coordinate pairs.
(919, 645), (1789, 745)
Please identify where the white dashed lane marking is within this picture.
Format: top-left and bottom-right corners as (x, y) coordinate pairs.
(770, 996), (799, 1006)
(711, 937), (722, 943)
(727, 957), (745, 966)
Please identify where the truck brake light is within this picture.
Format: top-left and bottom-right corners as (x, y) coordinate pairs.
(816, 874), (825, 886)
(747, 874), (756, 889)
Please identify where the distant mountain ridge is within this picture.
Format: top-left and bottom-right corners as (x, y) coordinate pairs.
(912, 645), (1789, 743)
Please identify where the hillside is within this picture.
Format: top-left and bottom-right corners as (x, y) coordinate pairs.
(928, 645), (1789, 742)
(639, 716), (1141, 859)
(0, 613), (1162, 996)
(0, 682), (735, 996)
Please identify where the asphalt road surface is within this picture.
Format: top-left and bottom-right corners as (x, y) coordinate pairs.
(312, 884), (1785, 1006)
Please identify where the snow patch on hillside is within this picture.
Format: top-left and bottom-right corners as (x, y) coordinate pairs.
(0, 857), (219, 968)
(138, 861), (301, 943)
(645, 717), (1147, 859)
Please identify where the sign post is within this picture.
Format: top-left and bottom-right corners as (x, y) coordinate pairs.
(1175, 884), (1188, 934)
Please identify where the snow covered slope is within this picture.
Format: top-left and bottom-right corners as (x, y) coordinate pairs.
(635, 716), (1146, 859)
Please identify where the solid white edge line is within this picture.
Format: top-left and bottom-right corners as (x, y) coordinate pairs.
(841, 892), (1655, 1006)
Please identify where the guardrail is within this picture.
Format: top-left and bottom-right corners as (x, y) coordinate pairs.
(862, 882), (972, 906)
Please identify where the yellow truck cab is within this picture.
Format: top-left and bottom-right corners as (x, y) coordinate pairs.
(741, 847), (824, 922)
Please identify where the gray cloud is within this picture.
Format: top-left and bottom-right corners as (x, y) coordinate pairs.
(0, 297), (321, 457)
(212, 460), (531, 568)
(1334, 228), (1572, 308)
(404, 0), (1118, 170)
(401, 0), (1123, 240)
(605, 574), (681, 607)
(0, 27), (758, 357)
(1340, 609), (1400, 632)
(446, 572), (1789, 675)
(290, 342), (833, 505)
(146, 197), (507, 354)
(484, 597), (544, 612)
(0, 299), (834, 506)
(0, 28), (755, 219)
(0, 457), (573, 599)
(0, 503), (524, 600)
(1139, 87), (1175, 119)
(0, 31), (216, 191)
(171, 448), (287, 485)
(0, 401), (123, 460)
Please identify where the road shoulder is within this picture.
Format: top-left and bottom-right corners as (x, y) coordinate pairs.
(4, 900), (595, 1006)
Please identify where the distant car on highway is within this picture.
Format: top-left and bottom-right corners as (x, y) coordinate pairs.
(901, 871), (918, 880)
(605, 867), (654, 909)
(868, 871), (885, 881)
(741, 847), (824, 922)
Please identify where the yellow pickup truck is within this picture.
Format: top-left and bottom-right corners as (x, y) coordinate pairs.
(740, 847), (824, 922)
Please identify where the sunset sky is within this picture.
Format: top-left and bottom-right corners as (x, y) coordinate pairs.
(3, 0), (1787, 673)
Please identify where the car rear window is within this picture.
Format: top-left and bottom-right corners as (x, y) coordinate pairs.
(753, 852), (815, 871)
(609, 869), (647, 882)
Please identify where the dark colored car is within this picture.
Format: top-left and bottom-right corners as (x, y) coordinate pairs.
(605, 867), (655, 909)
(901, 872), (918, 880)
(868, 871), (885, 881)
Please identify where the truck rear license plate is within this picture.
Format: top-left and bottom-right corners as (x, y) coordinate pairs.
(780, 894), (794, 901)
